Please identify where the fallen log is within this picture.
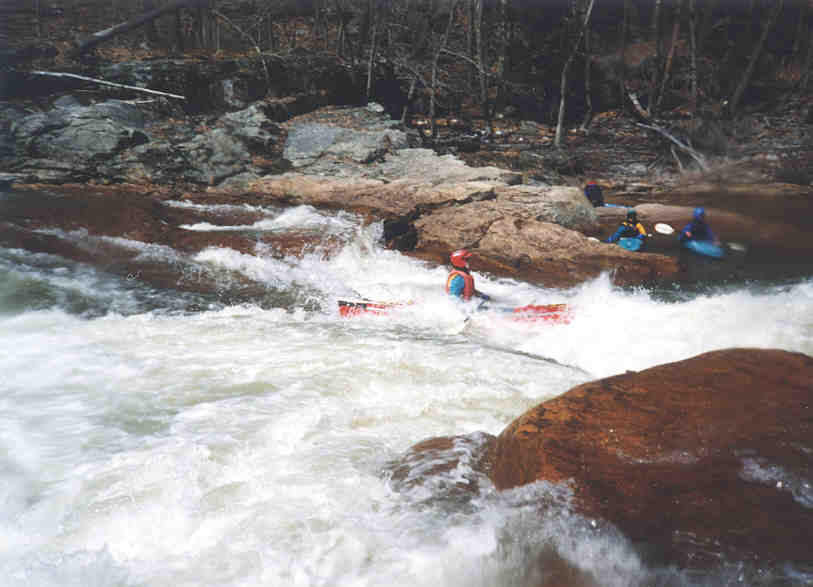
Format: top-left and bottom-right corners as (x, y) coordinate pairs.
(73, 0), (203, 56)
(29, 71), (186, 100)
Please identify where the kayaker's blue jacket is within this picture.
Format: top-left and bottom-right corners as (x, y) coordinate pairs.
(679, 219), (716, 243)
(606, 221), (647, 243)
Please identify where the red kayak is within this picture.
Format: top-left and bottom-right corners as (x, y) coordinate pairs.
(337, 299), (412, 317)
(337, 299), (571, 324)
(508, 303), (572, 324)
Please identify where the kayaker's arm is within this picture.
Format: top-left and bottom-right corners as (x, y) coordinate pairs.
(605, 226), (625, 243)
(679, 222), (693, 242)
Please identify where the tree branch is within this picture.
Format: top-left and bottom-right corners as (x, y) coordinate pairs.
(638, 122), (708, 170)
(212, 9), (271, 94)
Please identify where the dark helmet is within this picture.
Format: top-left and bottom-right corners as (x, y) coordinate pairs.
(626, 209), (638, 222)
(450, 249), (472, 269)
(693, 207), (706, 220)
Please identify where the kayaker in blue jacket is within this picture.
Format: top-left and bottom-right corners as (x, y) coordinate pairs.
(606, 209), (648, 245)
(446, 249), (491, 302)
(679, 207), (720, 245)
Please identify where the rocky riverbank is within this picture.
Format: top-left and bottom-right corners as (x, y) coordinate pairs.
(2, 60), (812, 291)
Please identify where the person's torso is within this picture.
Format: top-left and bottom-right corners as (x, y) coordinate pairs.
(686, 220), (712, 240)
(446, 269), (474, 300)
(620, 221), (643, 237)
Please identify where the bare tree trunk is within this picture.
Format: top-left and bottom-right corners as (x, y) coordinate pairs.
(647, 0), (662, 116)
(429, 0), (458, 137)
(35, 0), (42, 39)
(365, 0), (378, 103)
(688, 0), (697, 121)
(619, 0), (630, 111)
(196, 0), (214, 51)
(312, 0), (326, 51)
(467, 0), (475, 94)
(143, 0), (158, 46)
(335, 0), (348, 58)
(174, 6), (185, 54)
(401, 76), (418, 124)
(697, 0), (719, 51)
(474, 0), (489, 129)
(580, 10), (593, 131)
(801, 10), (813, 90)
(728, 0), (784, 115)
(555, 0), (596, 148)
(494, 0), (509, 112)
(789, 0), (808, 66)
(656, 0), (683, 112)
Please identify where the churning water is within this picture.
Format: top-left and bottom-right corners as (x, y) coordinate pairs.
(1, 196), (811, 586)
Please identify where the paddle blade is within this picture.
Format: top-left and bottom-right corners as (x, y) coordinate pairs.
(654, 223), (675, 235)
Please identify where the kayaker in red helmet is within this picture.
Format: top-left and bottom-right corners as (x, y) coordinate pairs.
(445, 249), (491, 302)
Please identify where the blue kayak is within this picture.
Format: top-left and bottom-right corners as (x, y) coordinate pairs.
(618, 237), (643, 252)
(684, 240), (725, 259)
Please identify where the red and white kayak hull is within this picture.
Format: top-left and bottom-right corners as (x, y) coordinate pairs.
(337, 299), (572, 324)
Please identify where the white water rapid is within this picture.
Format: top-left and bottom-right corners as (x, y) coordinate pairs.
(1, 201), (811, 586)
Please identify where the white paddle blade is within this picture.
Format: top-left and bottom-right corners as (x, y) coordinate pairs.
(654, 223), (675, 235)
(587, 236), (600, 243)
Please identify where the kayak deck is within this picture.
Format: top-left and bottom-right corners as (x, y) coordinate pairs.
(684, 239), (725, 259)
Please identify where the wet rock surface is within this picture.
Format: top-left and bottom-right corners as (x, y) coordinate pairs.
(491, 348), (813, 570)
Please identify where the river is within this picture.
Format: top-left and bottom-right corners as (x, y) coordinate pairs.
(2, 192), (812, 586)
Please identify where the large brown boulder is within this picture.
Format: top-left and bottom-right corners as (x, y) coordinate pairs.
(414, 202), (678, 287)
(250, 173), (681, 288)
(492, 348), (813, 569)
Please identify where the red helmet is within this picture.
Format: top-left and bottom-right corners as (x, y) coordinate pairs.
(450, 249), (472, 268)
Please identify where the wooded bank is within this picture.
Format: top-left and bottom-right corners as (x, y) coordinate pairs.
(2, 0), (812, 129)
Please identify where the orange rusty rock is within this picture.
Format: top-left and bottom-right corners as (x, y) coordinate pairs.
(492, 348), (813, 568)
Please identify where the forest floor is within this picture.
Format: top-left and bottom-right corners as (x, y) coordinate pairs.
(451, 88), (813, 204)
